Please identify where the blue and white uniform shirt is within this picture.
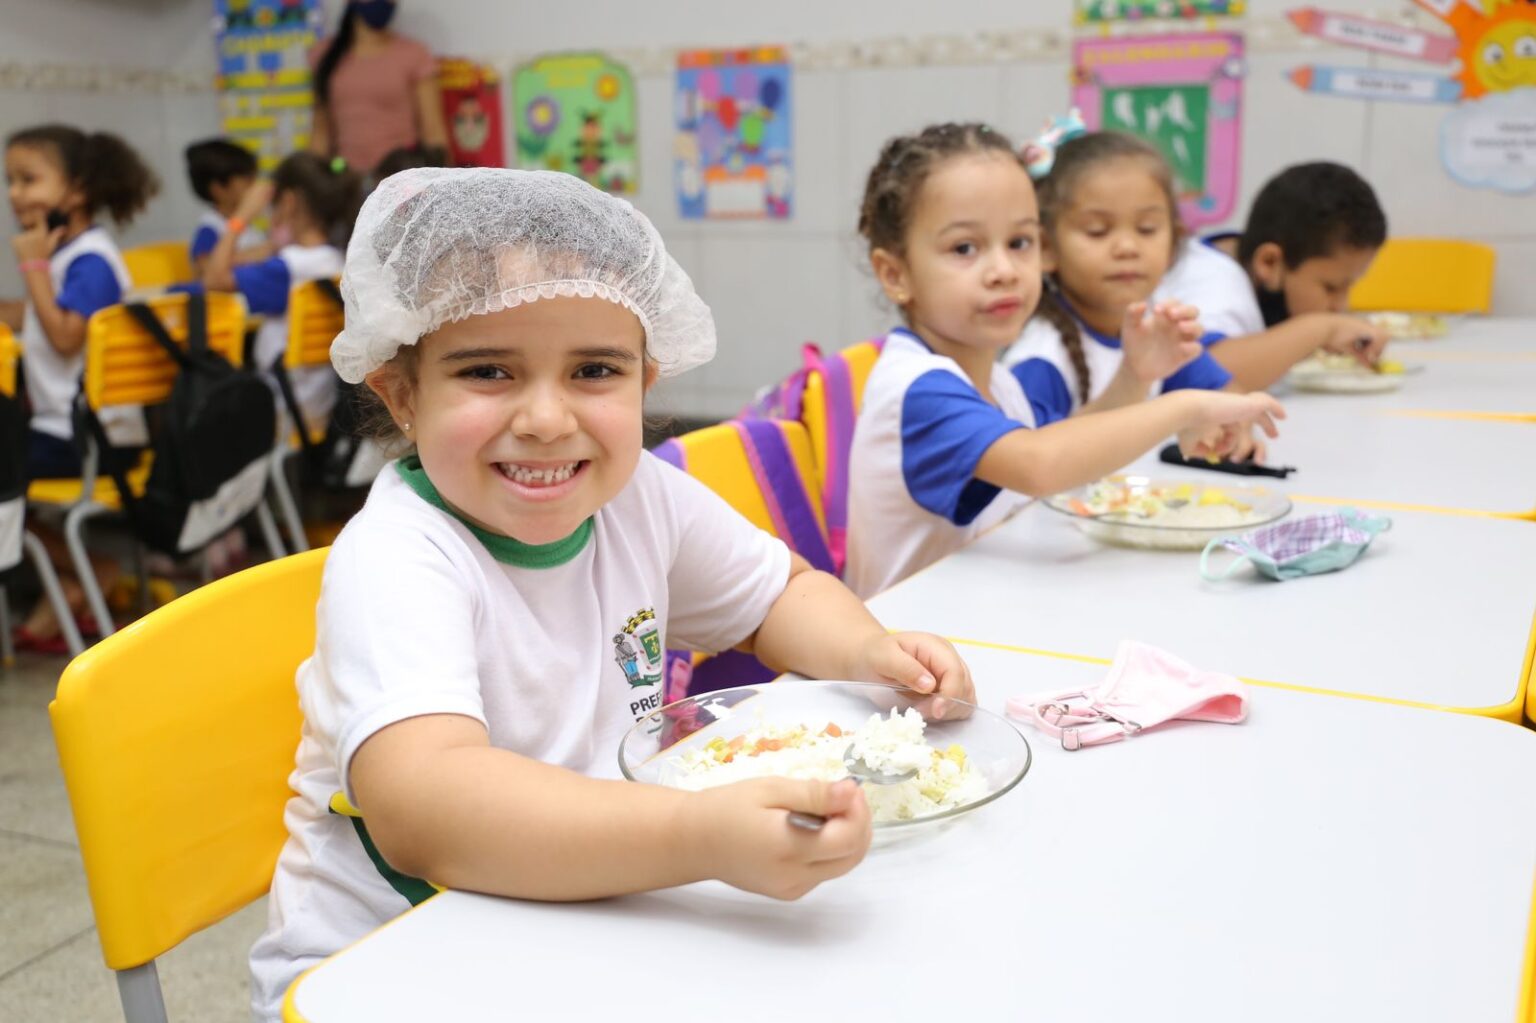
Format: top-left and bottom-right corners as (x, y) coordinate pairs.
(845, 328), (1058, 598)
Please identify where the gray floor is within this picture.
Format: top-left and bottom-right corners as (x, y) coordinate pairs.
(1, 651), (266, 1022)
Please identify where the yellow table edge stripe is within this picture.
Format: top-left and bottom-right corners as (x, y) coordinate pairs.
(1381, 410), (1536, 424)
(1291, 494), (1536, 522)
(942, 636), (1525, 723)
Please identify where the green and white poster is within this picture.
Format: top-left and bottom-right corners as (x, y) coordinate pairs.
(513, 53), (638, 193)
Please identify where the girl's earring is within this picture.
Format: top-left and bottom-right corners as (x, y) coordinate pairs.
(401, 422), (412, 433)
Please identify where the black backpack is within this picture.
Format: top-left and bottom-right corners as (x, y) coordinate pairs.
(85, 292), (277, 555)
(269, 279), (375, 490)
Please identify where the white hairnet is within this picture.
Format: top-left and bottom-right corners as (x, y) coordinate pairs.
(331, 167), (715, 383)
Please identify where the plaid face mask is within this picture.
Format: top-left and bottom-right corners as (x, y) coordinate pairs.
(1200, 508), (1391, 582)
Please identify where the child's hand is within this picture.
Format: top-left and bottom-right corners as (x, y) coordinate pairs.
(1120, 300), (1204, 385)
(1225, 423), (1267, 465)
(233, 179), (275, 224)
(851, 631), (974, 720)
(1320, 315), (1388, 367)
(1176, 391), (1285, 461)
(691, 778), (871, 900)
(12, 220), (63, 264)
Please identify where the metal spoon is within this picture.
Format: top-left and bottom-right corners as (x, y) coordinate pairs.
(786, 745), (918, 832)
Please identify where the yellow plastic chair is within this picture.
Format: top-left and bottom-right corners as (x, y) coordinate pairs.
(27, 293), (285, 639)
(801, 339), (882, 494)
(0, 325), (86, 658)
(50, 547), (324, 1022)
(1348, 238), (1496, 314)
(121, 242), (195, 291)
(653, 420), (829, 691)
(269, 279), (345, 554)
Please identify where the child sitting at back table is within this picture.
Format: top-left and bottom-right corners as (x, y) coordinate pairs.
(3, 124), (157, 648)
(183, 138), (269, 276)
(246, 167), (976, 1020)
(1155, 162), (1390, 390)
(202, 151), (360, 433)
(1004, 130), (1243, 422)
(844, 123), (1284, 598)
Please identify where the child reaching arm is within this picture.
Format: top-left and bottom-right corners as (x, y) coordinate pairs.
(248, 169), (973, 1021)
(844, 123), (1284, 598)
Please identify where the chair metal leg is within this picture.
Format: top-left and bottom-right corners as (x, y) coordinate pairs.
(115, 961), (169, 1023)
(0, 584), (13, 668)
(269, 448), (309, 553)
(255, 497), (286, 559)
(62, 503), (116, 640)
(25, 531), (83, 657)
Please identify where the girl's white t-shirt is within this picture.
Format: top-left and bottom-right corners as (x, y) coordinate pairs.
(844, 329), (1039, 599)
(249, 452), (791, 1020)
(240, 243), (345, 432)
(21, 226), (139, 442)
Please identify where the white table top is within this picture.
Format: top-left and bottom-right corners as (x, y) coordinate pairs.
(286, 645), (1536, 1023)
(867, 502), (1535, 712)
(1123, 405), (1536, 517)
(1390, 316), (1535, 357)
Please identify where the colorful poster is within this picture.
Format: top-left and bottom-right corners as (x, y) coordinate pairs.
(1286, 3), (1536, 192)
(439, 58), (505, 168)
(513, 53), (637, 193)
(1073, 34), (1245, 227)
(213, 0), (323, 173)
(674, 47), (793, 220)
(1075, 0), (1244, 24)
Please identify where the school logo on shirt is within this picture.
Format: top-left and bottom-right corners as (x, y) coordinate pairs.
(613, 607), (664, 690)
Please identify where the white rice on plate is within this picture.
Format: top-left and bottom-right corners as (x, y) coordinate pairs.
(670, 707), (988, 823)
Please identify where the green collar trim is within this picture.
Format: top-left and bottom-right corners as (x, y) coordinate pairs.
(394, 456), (592, 568)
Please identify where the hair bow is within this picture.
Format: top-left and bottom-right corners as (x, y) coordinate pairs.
(1020, 108), (1087, 180)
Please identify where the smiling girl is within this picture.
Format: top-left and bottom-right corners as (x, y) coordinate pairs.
(249, 168), (978, 1020)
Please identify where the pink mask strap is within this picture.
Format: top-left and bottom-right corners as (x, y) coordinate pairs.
(1006, 690), (1135, 751)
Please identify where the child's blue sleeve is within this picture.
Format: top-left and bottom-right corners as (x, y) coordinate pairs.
(233, 256), (292, 316)
(1163, 346), (1234, 392)
(1010, 358), (1073, 425)
(189, 224), (220, 261)
(900, 369), (1028, 526)
(1197, 329), (1227, 346)
(55, 253), (123, 319)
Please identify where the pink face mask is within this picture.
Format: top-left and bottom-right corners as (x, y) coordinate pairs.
(1007, 641), (1248, 750)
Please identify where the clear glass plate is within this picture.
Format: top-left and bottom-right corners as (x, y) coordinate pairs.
(1044, 475), (1293, 551)
(618, 680), (1031, 831)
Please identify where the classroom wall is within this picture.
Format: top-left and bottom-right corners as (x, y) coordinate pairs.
(1, 0), (1531, 420)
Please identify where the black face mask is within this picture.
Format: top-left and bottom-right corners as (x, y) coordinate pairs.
(1254, 281), (1290, 327)
(351, 0), (397, 30)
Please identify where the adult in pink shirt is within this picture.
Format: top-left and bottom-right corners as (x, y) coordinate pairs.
(309, 1), (449, 174)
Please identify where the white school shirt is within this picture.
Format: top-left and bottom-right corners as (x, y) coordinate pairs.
(188, 209), (267, 264)
(1002, 297), (1232, 417)
(248, 453), (791, 1020)
(236, 243), (344, 431)
(844, 328), (1044, 599)
(21, 226), (145, 443)
(1153, 237), (1264, 341)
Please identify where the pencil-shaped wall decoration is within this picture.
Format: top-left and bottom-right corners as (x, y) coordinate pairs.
(1286, 7), (1458, 64)
(1286, 65), (1463, 103)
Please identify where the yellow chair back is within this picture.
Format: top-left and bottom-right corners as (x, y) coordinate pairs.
(0, 323), (18, 399)
(121, 241), (195, 290)
(661, 420), (827, 537)
(83, 292), (247, 411)
(802, 339), (882, 491)
(50, 547), (326, 972)
(1348, 238), (1495, 314)
(286, 279), (344, 370)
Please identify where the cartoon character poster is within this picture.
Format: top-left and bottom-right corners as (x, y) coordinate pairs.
(1075, 0), (1245, 23)
(1285, 2), (1536, 193)
(513, 53), (637, 193)
(439, 58), (505, 168)
(674, 46), (793, 219)
(213, 0), (324, 172)
(1073, 34), (1245, 227)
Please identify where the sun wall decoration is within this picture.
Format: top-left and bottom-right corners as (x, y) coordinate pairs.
(1285, 1), (1536, 193)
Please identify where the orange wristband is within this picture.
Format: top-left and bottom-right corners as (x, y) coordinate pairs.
(226, 217), (247, 235)
(19, 259), (49, 274)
